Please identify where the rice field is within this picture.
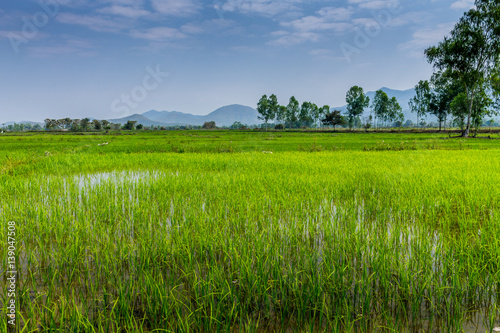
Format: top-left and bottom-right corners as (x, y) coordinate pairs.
(2, 130), (500, 332)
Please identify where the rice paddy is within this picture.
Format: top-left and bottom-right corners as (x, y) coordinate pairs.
(2, 130), (500, 332)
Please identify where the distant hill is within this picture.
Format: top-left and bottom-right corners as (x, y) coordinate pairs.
(110, 104), (259, 127)
(204, 105), (260, 125)
(107, 114), (177, 127)
(2, 120), (43, 126)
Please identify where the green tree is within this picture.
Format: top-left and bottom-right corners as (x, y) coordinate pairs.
(387, 97), (404, 125)
(318, 105), (330, 130)
(202, 121), (216, 129)
(276, 105), (287, 128)
(44, 119), (55, 131)
(268, 94), (279, 127)
(425, 0), (500, 137)
(63, 117), (72, 130)
(257, 95), (271, 130)
(346, 86), (370, 131)
(101, 120), (111, 130)
(93, 119), (102, 131)
(372, 90), (389, 128)
(322, 110), (345, 131)
(429, 72), (462, 131)
(286, 96), (300, 128)
(299, 102), (314, 127)
(230, 121), (247, 129)
(123, 120), (137, 130)
(309, 103), (320, 129)
(80, 118), (90, 131)
(363, 115), (373, 131)
(408, 80), (432, 129)
(71, 119), (80, 132)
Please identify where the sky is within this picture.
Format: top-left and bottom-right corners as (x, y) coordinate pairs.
(0, 0), (475, 123)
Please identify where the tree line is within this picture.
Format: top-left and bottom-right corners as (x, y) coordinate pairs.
(41, 118), (144, 131)
(256, 87), (404, 131)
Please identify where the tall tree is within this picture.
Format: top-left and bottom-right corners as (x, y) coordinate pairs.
(387, 97), (404, 125)
(268, 94), (279, 126)
(286, 96), (300, 128)
(425, 0), (500, 137)
(299, 102), (314, 127)
(345, 86), (370, 131)
(101, 120), (110, 130)
(71, 119), (80, 131)
(80, 118), (90, 131)
(429, 72), (461, 131)
(408, 80), (432, 129)
(276, 105), (287, 129)
(257, 95), (271, 130)
(318, 105), (330, 130)
(93, 119), (102, 131)
(63, 117), (72, 129)
(372, 90), (389, 128)
(123, 120), (137, 130)
(44, 119), (54, 130)
(309, 103), (320, 129)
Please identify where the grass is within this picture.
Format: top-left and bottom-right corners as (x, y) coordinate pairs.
(1, 130), (500, 332)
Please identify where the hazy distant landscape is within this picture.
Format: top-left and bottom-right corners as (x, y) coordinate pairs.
(3, 87), (442, 130)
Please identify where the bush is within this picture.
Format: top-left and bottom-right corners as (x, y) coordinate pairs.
(202, 121), (217, 130)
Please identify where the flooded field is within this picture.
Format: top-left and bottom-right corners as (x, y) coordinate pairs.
(1, 132), (500, 332)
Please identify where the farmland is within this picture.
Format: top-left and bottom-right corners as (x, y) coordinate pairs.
(1, 130), (500, 332)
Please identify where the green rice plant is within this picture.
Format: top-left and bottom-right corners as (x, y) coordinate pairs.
(1, 132), (500, 331)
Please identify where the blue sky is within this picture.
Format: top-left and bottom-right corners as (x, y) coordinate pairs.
(0, 0), (474, 122)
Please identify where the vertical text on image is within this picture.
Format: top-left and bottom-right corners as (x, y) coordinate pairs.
(6, 221), (17, 326)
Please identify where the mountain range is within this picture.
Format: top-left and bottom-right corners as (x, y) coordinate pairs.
(108, 104), (260, 127)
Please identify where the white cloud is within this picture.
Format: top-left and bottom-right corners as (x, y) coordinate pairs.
(399, 23), (454, 57)
(270, 5), (353, 46)
(270, 31), (321, 46)
(348, 0), (400, 10)
(57, 13), (125, 32)
(317, 7), (354, 21)
(53, 0), (88, 7)
(282, 16), (352, 33)
(26, 39), (95, 58)
(97, 5), (150, 18)
(103, 0), (144, 5)
(150, 0), (201, 16)
(130, 27), (185, 40)
(450, 0), (475, 9)
(220, 0), (301, 16)
(181, 19), (234, 34)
